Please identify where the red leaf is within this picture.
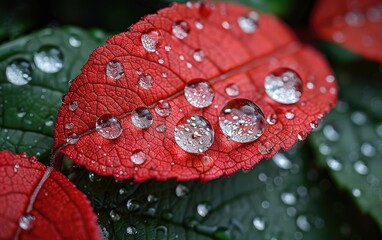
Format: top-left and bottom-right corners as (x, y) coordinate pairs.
(0, 151), (101, 240)
(53, 2), (337, 182)
(312, 0), (382, 62)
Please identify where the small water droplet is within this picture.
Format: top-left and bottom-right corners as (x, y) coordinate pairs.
(325, 75), (335, 83)
(96, 114), (123, 139)
(88, 172), (102, 182)
(352, 188), (362, 197)
(101, 227), (109, 239)
(69, 35), (81, 47)
(155, 124), (166, 133)
(238, 11), (259, 33)
(6, 59), (33, 86)
(141, 29), (161, 52)
(199, 1), (214, 18)
(296, 215), (311, 232)
(285, 111), (295, 120)
(67, 133), (79, 144)
(158, 58), (164, 64)
(195, 20), (204, 29)
(319, 144), (332, 155)
(323, 125), (340, 141)
(333, 31), (345, 43)
(126, 199), (141, 212)
(297, 131), (308, 141)
(310, 120), (319, 129)
(130, 150), (146, 165)
(272, 153), (292, 169)
(353, 160), (369, 175)
(253, 217), (266, 231)
(131, 107), (153, 129)
(345, 11), (365, 27)
(184, 81), (214, 108)
(155, 100), (171, 117)
(281, 192), (297, 205)
(195, 155), (215, 172)
(19, 214), (35, 230)
(147, 194), (158, 203)
(138, 73), (154, 89)
(109, 210), (120, 221)
(14, 163), (20, 173)
(264, 68), (303, 104)
(326, 158), (342, 171)
(193, 49), (206, 62)
(65, 122), (74, 130)
(174, 115), (214, 153)
(266, 113), (278, 125)
(219, 99), (266, 143)
(165, 45), (171, 51)
(197, 202), (210, 217)
(172, 20), (190, 39)
(126, 225), (138, 235)
(162, 72), (168, 78)
(351, 111), (367, 125)
(225, 83), (240, 97)
(258, 141), (273, 155)
(106, 60), (124, 80)
(360, 142), (376, 157)
(175, 184), (189, 197)
(34, 46), (63, 73)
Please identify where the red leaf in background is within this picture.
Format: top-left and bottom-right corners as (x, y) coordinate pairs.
(53, 2), (337, 182)
(312, 0), (382, 62)
(0, 151), (101, 240)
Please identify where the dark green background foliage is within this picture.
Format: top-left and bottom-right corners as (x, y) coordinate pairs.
(1, 0), (382, 239)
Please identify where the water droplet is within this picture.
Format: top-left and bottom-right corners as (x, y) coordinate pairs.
(147, 194), (158, 203)
(19, 214), (35, 230)
(109, 210), (120, 221)
(14, 163), (20, 173)
(296, 215), (311, 232)
(323, 125), (339, 141)
(101, 227), (109, 239)
(65, 122), (74, 130)
(195, 20), (204, 29)
(353, 161), (369, 175)
(193, 49), (205, 62)
(225, 83), (240, 97)
(16, 108), (27, 118)
(352, 188), (362, 197)
(96, 114), (123, 139)
(222, 21), (231, 29)
(126, 225), (138, 235)
(195, 155), (215, 172)
(219, 99), (265, 143)
(175, 184), (189, 198)
(165, 45), (171, 51)
(184, 81), (214, 108)
(199, 1), (214, 18)
(253, 217), (266, 231)
(351, 111), (367, 125)
(238, 11), (259, 33)
(360, 142), (376, 157)
(326, 158), (342, 171)
(67, 133), (79, 144)
(310, 120), (319, 129)
(333, 31), (345, 43)
(68, 101), (78, 111)
(69, 35), (81, 47)
(285, 111), (295, 120)
(272, 153), (292, 169)
(106, 61), (124, 80)
(88, 172), (101, 182)
(130, 150), (146, 165)
(138, 73), (154, 89)
(141, 29), (161, 52)
(6, 59), (33, 85)
(281, 192), (297, 205)
(266, 113), (278, 125)
(297, 131), (308, 141)
(158, 58), (164, 64)
(264, 69), (302, 104)
(155, 100), (171, 117)
(162, 72), (168, 78)
(131, 107), (153, 129)
(126, 199), (141, 212)
(174, 115), (214, 153)
(155, 124), (166, 133)
(197, 202), (210, 217)
(172, 20), (190, 39)
(34, 46), (63, 73)
(345, 11), (365, 26)
(258, 141), (273, 155)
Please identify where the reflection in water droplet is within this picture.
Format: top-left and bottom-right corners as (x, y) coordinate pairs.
(141, 29), (161, 52)
(34, 46), (63, 73)
(326, 158), (342, 171)
(174, 115), (214, 153)
(106, 61), (124, 80)
(272, 153), (292, 169)
(193, 49), (206, 62)
(219, 99), (265, 143)
(225, 83), (240, 97)
(172, 20), (190, 39)
(238, 11), (259, 33)
(138, 73), (154, 89)
(19, 214), (35, 230)
(176, 184), (189, 198)
(281, 192), (297, 205)
(131, 107), (153, 129)
(130, 150), (146, 165)
(155, 100), (171, 117)
(264, 69), (303, 104)
(6, 59), (33, 86)
(96, 114), (123, 139)
(353, 161), (369, 175)
(197, 202), (210, 217)
(296, 215), (311, 232)
(252, 217), (266, 231)
(184, 81), (214, 108)
(126, 226), (138, 235)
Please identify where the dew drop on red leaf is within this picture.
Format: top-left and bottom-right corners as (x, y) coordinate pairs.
(53, 2), (337, 182)
(312, 0), (382, 62)
(0, 151), (101, 240)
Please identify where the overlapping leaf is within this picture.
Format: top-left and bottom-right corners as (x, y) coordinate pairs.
(312, 0), (382, 62)
(0, 150), (100, 240)
(54, 2), (337, 182)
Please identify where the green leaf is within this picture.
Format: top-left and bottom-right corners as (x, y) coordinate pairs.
(73, 144), (379, 240)
(0, 26), (107, 163)
(309, 63), (382, 230)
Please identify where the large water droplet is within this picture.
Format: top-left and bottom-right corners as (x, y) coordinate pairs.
(19, 214), (35, 230)
(219, 99), (265, 143)
(172, 20), (190, 39)
(197, 202), (210, 217)
(193, 49), (206, 62)
(176, 184), (189, 197)
(96, 114), (123, 139)
(131, 107), (153, 129)
(272, 153), (292, 169)
(155, 100), (171, 117)
(238, 11), (259, 33)
(6, 59), (33, 86)
(281, 192), (297, 205)
(353, 160), (369, 175)
(225, 83), (240, 97)
(34, 46), (63, 73)
(184, 81), (214, 108)
(106, 60), (124, 80)
(141, 29), (161, 52)
(253, 217), (266, 231)
(130, 150), (146, 165)
(126, 225), (138, 235)
(138, 73), (154, 89)
(264, 68), (303, 104)
(174, 115), (214, 153)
